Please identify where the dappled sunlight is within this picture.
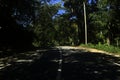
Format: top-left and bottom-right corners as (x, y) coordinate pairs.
(0, 47), (120, 80)
(16, 59), (33, 63)
(0, 48), (60, 80)
(62, 49), (120, 80)
(0, 49), (47, 71)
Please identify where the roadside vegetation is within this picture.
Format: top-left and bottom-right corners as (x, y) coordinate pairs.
(80, 43), (120, 54)
(0, 0), (120, 52)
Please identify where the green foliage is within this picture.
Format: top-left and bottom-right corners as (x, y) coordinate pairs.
(81, 43), (120, 54)
(53, 13), (79, 46)
(32, 1), (61, 47)
(0, 0), (120, 49)
(88, 0), (110, 44)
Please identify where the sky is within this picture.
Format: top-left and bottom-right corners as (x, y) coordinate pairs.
(50, 0), (92, 5)
(49, 0), (93, 14)
(49, 0), (62, 5)
(49, 0), (66, 14)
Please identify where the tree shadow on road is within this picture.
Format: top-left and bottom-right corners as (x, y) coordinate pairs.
(62, 49), (120, 80)
(0, 48), (60, 80)
(0, 48), (120, 80)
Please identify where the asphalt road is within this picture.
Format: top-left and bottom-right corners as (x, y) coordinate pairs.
(0, 47), (120, 80)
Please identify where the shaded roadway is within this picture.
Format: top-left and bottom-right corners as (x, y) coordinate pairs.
(0, 47), (120, 80)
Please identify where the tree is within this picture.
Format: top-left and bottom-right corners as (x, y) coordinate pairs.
(89, 0), (120, 46)
(83, 1), (88, 45)
(63, 0), (93, 44)
(0, 0), (35, 50)
(109, 0), (120, 46)
(53, 13), (79, 45)
(62, 0), (120, 46)
(89, 0), (110, 44)
(32, 0), (61, 47)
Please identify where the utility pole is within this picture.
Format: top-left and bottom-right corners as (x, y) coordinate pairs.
(83, 2), (87, 45)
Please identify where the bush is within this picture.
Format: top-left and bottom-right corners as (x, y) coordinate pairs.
(80, 43), (120, 54)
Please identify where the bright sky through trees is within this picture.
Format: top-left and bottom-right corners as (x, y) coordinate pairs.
(50, 0), (65, 14)
(50, 0), (61, 4)
(50, 0), (92, 14)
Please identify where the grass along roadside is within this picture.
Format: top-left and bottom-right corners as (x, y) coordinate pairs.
(80, 43), (120, 55)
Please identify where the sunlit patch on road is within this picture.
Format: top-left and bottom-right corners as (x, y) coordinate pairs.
(16, 59), (33, 63)
(0, 49), (46, 70)
(0, 47), (120, 80)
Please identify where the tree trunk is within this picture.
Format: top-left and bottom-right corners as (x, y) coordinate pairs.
(106, 37), (110, 46)
(83, 2), (87, 45)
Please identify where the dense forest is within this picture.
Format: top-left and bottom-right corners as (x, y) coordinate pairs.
(0, 0), (120, 50)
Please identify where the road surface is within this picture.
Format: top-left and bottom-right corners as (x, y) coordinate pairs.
(0, 46), (120, 80)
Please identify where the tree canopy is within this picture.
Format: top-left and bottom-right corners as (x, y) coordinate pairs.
(0, 0), (120, 50)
